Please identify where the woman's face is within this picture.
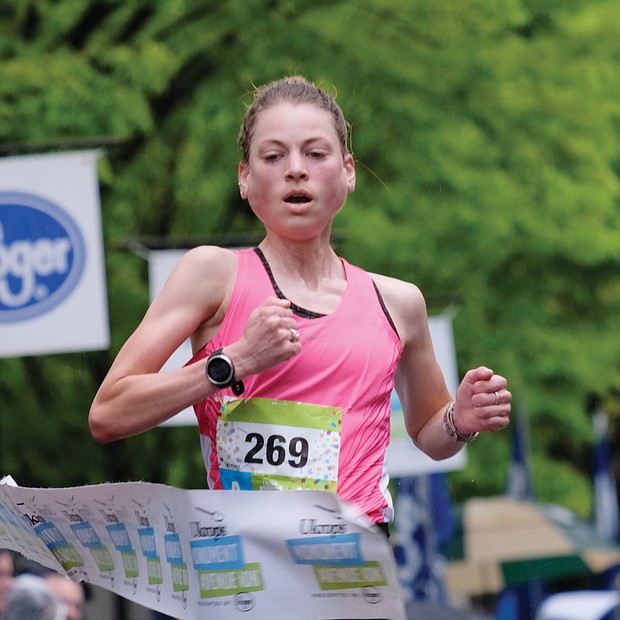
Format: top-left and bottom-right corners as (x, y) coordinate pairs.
(238, 102), (355, 241)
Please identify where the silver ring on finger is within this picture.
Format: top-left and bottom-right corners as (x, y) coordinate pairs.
(493, 391), (499, 406)
(289, 328), (300, 343)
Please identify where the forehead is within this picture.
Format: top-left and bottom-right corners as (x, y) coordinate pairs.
(251, 102), (339, 146)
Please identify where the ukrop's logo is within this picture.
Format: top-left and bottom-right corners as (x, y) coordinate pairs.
(0, 192), (86, 323)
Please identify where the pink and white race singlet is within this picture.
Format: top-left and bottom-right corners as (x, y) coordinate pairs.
(190, 248), (402, 524)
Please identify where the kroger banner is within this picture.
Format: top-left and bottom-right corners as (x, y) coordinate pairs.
(0, 151), (109, 357)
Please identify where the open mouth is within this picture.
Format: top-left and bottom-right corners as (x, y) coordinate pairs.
(284, 193), (311, 204)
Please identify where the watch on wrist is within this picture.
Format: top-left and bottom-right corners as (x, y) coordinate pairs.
(206, 348), (244, 395)
(442, 402), (479, 443)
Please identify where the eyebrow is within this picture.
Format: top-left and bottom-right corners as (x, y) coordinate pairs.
(257, 136), (332, 150)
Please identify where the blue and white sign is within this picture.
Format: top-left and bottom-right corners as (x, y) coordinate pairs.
(0, 151), (109, 357)
(0, 192), (86, 322)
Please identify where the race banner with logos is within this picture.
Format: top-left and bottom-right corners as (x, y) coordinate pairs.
(0, 478), (406, 619)
(0, 151), (109, 357)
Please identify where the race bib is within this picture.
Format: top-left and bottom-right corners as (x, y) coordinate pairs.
(216, 398), (342, 493)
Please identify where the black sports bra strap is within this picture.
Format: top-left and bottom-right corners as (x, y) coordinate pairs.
(252, 246), (398, 335)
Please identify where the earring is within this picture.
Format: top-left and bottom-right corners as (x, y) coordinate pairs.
(239, 183), (246, 199)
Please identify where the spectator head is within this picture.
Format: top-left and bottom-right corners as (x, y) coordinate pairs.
(0, 549), (15, 614)
(45, 574), (85, 620)
(3, 573), (66, 620)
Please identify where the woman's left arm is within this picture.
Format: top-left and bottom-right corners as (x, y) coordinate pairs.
(373, 274), (511, 460)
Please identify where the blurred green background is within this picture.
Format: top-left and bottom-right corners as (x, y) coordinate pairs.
(1, 0), (619, 519)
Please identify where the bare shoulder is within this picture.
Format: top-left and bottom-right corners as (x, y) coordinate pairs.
(173, 245), (238, 281)
(371, 272), (427, 318)
(108, 246), (238, 373)
(370, 272), (429, 344)
(153, 245), (238, 319)
(170, 246), (239, 350)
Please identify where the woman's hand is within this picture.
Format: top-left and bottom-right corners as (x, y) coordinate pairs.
(225, 296), (302, 379)
(453, 366), (512, 435)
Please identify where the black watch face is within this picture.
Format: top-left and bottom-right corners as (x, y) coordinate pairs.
(208, 356), (233, 384)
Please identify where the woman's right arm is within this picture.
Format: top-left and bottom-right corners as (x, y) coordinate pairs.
(88, 246), (236, 442)
(89, 246), (302, 443)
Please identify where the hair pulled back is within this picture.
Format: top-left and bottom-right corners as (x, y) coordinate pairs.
(238, 76), (350, 163)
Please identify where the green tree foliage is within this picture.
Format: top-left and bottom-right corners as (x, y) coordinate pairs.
(1, 0), (619, 516)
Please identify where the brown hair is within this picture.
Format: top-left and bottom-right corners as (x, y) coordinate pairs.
(238, 76), (350, 163)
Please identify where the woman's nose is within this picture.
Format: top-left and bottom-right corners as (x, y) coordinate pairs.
(285, 152), (308, 180)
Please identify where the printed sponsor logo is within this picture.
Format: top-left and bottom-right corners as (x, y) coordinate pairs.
(0, 191), (86, 322)
(234, 592), (255, 612)
(362, 586), (382, 604)
(299, 518), (348, 536)
(190, 507), (265, 599)
(287, 532), (364, 567)
(313, 561), (388, 591)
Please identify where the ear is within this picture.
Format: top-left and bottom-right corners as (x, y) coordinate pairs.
(344, 154), (356, 193)
(238, 162), (249, 198)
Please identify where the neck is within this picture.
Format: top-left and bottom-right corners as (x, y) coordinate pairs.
(258, 236), (343, 291)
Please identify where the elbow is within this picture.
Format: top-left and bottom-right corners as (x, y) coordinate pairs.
(88, 403), (118, 444)
(411, 434), (454, 461)
(407, 426), (456, 462)
(421, 445), (454, 462)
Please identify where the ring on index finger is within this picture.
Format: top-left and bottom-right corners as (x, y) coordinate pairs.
(289, 328), (300, 343)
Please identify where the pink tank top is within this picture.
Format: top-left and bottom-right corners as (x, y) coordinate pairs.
(190, 248), (402, 523)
